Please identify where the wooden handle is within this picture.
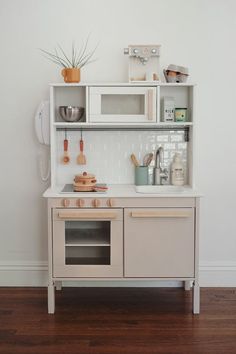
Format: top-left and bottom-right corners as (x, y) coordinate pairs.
(131, 154), (140, 167)
(130, 211), (191, 218)
(145, 154), (153, 166)
(147, 89), (153, 121)
(80, 139), (84, 152)
(64, 139), (68, 151)
(58, 211), (117, 220)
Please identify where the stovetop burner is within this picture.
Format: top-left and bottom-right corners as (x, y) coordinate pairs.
(60, 184), (107, 194)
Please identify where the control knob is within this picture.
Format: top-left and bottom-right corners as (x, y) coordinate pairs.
(77, 199), (85, 208)
(62, 199), (70, 207)
(92, 199), (100, 208)
(107, 199), (115, 207)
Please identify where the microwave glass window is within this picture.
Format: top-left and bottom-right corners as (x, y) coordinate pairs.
(101, 94), (145, 115)
(64, 221), (111, 265)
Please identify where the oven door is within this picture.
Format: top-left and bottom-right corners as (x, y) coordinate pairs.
(52, 209), (123, 278)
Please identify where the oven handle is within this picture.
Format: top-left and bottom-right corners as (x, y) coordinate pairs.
(57, 211), (118, 220)
(147, 89), (154, 121)
(130, 211), (191, 218)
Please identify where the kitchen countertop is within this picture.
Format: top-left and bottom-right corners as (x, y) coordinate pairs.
(43, 184), (201, 198)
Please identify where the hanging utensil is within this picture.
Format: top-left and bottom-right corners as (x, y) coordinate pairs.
(62, 129), (70, 164)
(130, 154), (140, 167)
(77, 129), (86, 165)
(143, 152), (153, 166)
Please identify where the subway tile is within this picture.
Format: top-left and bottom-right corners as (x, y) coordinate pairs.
(56, 130), (188, 184)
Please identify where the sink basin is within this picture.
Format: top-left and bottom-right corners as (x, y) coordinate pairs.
(135, 185), (186, 194)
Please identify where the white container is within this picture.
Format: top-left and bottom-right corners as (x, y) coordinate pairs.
(171, 153), (184, 186)
(163, 96), (175, 122)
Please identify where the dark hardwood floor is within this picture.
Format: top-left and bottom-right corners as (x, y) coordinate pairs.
(0, 287), (235, 354)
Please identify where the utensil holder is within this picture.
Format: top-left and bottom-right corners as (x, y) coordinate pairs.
(135, 166), (149, 185)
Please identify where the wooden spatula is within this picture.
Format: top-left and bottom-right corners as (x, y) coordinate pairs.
(77, 130), (86, 165)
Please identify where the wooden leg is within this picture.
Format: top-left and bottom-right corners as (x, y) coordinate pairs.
(48, 283), (55, 314)
(55, 281), (62, 291)
(193, 281), (200, 314)
(184, 281), (191, 291)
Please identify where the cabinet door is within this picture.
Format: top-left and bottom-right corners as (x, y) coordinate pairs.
(124, 208), (194, 278)
(89, 86), (156, 123)
(52, 209), (123, 278)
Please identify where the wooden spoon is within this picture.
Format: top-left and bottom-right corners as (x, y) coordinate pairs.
(62, 130), (70, 164)
(77, 130), (86, 165)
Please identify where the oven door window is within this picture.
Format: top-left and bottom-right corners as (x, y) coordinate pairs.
(101, 94), (145, 115)
(65, 221), (111, 265)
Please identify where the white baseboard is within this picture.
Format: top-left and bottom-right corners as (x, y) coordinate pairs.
(0, 261), (48, 286)
(0, 261), (235, 287)
(199, 261), (236, 287)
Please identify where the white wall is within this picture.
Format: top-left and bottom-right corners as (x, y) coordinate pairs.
(0, 0), (236, 286)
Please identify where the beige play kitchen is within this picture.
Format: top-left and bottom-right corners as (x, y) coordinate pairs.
(43, 78), (201, 316)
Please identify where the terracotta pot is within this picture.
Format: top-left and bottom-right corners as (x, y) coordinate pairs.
(61, 68), (80, 83)
(74, 172), (96, 185)
(73, 172), (97, 192)
(73, 183), (95, 192)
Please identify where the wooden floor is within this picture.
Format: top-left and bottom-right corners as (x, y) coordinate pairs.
(0, 287), (235, 354)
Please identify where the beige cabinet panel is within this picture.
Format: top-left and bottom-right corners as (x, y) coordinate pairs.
(124, 208), (194, 277)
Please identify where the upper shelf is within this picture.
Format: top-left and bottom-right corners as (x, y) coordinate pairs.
(53, 122), (193, 129)
(51, 83), (195, 127)
(50, 82), (196, 87)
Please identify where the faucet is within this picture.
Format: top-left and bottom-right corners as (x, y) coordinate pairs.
(154, 146), (169, 185)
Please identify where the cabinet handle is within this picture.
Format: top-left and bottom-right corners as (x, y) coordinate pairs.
(147, 89), (154, 121)
(130, 211), (191, 218)
(58, 211), (117, 220)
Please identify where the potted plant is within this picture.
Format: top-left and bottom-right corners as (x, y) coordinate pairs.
(40, 37), (97, 83)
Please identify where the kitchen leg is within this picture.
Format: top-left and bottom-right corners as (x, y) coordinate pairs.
(55, 281), (62, 291)
(48, 282), (55, 314)
(184, 281), (191, 291)
(192, 281), (200, 314)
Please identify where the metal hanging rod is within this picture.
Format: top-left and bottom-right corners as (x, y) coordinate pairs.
(56, 126), (190, 132)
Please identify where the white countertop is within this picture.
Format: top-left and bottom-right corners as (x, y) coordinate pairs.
(43, 184), (201, 198)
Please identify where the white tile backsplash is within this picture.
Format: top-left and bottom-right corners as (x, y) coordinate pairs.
(56, 130), (188, 185)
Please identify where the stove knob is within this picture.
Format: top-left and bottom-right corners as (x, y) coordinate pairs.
(92, 199), (100, 208)
(107, 198), (115, 207)
(62, 199), (70, 207)
(77, 199), (85, 208)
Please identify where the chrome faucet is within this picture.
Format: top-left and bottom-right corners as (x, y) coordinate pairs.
(154, 146), (168, 185)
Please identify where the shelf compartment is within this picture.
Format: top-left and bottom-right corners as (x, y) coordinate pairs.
(65, 221), (110, 246)
(65, 230), (110, 246)
(65, 246), (110, 265)
(53, 86), (87, 123)
(160, 86), (193, 123)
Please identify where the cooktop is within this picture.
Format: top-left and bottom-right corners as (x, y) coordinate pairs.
(60, 184), (107, 194)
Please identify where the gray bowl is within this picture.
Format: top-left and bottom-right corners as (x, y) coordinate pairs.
(59, 106), (85, 122)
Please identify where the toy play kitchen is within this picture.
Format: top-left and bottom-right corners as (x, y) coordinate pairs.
(41, 44), (201, 315)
